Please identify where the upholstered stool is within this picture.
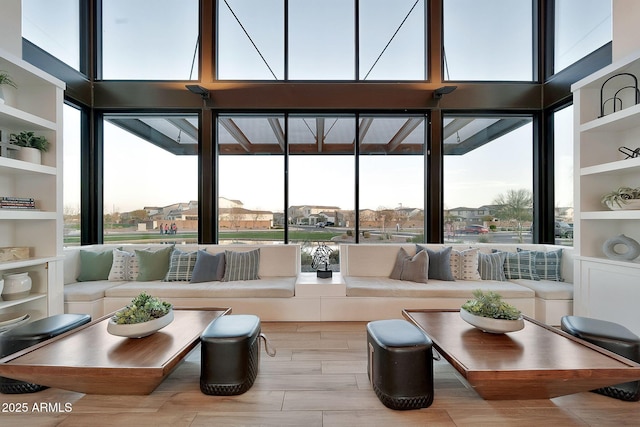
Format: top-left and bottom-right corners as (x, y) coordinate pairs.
(0, 313), (91, 394)
(200, 314), (275, 396)
(561, 315), (640, 401)
(366, 319), (434, 410)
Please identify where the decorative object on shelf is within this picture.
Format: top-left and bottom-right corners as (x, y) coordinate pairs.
(619, 146), (640, 159)
(599, 73), (640, 118)
(0, 247), (30, 262)
(0, 70), (17, 105)
(311, 242), (333, 278)
(602, 234), (640, 261)
(9, 131), (49, 164)
(107, 292), (173, 338)
(601, 186), (640, 210)
(1, 272), (32, 301)
(0, 312), (30, 333)
(460, 289), (524, 334)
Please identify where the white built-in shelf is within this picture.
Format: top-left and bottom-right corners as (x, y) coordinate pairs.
(581, 210), (640, 220)
(0, 293), (46, 311)
(580, 103), (640, 133)
(581, 156), (640, 176)
(0, 104), (57, 131)
(0, 256), (62, 271)
(0, 156), (57, 175)
(577, 255), (640, 269)
(0, 210), (56, 220)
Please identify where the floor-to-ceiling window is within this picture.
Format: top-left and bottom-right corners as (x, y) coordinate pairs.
(217, 115), (285, 242)
(62, 103), (82, 245)
(443, 115), (534, 244)
(553, 104), (574, 245)
(358, 115), (426, 244)
(102, 114), (198, 243)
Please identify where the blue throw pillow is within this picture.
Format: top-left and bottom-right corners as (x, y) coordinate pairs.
(416, 245), (455, 281)
(478, 251), (507, 281)
(190, 250), (226, 283)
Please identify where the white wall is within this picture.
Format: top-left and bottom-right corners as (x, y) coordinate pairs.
(613, 0), (640, 61)
(0, 0), (22, 57)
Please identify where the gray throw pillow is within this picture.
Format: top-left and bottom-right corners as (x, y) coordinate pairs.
(223, 249), (260, 281)
(390, 247), (429, 283)
(416, 245), (455, 281)
(478, 251), (507, 281)
(190, 250), (226, 283)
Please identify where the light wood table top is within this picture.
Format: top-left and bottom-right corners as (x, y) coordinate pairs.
(403, 309), (640, 400)
(0, 308), (230, 395)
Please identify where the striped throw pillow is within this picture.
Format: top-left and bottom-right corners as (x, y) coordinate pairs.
(223, 249), (260, 281)
(164, 249), (198, 282)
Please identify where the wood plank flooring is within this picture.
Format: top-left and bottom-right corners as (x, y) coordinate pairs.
(0, 322), (638, 426)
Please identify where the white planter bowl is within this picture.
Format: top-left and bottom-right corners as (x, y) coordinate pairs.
(2, 272), (32, 301)
(605, 199), (640, 210)
(460, 308), (524, 334)
(107, 309), (174, 338)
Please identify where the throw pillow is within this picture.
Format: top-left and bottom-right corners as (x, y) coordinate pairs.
(77, 249), (114, 282)
(390, 247), (429, 283)
(450, 248), (481, 280)
(521, 248), (563, 281)
(478, 251), (507, 281)
(503, 251), (539, 280)
(164, 249), (198, 282)
(223, 249), (260, 281)
(416, 245), (454, 281)
(190, 250), (226, 283)
(108, 248), (140, 281)
(135, 246), (174, 281)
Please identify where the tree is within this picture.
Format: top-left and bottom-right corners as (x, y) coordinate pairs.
(493, 189), (532, 242)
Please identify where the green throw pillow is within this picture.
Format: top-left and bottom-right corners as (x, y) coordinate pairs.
(77, 249), (114, 281)
(135, 246), (174, 281)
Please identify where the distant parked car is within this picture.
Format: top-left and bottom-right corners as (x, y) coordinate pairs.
(325, 221), (335, 226)
(315, 222), (325, 228)
(555, 221), (573, 238)
(462, 225), (489, 234)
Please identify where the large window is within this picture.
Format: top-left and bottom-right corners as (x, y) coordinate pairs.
(22, 0), (80, 70)
(217, 115), (285, 242)
(102, 115), (198, 243)
(443, 115), (534, 244)
(288, 0), (355, 80)
(217, 0), (284, 80)
(102, 0), (199, 80)
(554, 0), (611, 73)
(359, 0), (427, 80)
(554, 105), (574, 245)
(63, 104), (81, 245)
(359, 116), (426, 243)
(443, 0), (533, 81)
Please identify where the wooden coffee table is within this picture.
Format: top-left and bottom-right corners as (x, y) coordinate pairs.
(403, 309), (640, 400)
(0, 308), (229, 395)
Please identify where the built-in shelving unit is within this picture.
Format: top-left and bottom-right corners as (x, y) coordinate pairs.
(572, 48), (640, 336)
(0, 46), (65, 322)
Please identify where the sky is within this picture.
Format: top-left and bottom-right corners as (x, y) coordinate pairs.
(24, 0), (611, 214)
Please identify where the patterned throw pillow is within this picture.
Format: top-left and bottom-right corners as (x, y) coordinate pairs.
(223, 249), (260, 281)
(524, 248), (563, 281)
(416, 245), (454, 281)
(190, 250), (226, 283)
(390, 247), (429, 283)
(478, 251), (507, 281)
(164, 249), (198, 282)
(503, 251), (539, 280)
(108, 248), (140, 281)
(450, 248), (481, 280)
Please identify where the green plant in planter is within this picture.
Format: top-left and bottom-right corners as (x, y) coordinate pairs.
(111, 292), (172, 325)
(461, 289), (521, 320)
(10, 131), (50, 152)
(601, 186), (640, 209)
(0, 71), (17, 88)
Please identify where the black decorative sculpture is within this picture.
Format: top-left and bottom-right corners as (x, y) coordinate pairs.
(599, 73), (640, 118)
(311, 242), (333, 278)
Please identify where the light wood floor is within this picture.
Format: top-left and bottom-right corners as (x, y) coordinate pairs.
(1, 322), (638, 426)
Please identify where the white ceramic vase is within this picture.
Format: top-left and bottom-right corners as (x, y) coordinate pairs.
(107, 309), (174, 338)
(2, 272), (32, 301)
(15, 146), (42, 164)
(460, 308), (524, 334)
